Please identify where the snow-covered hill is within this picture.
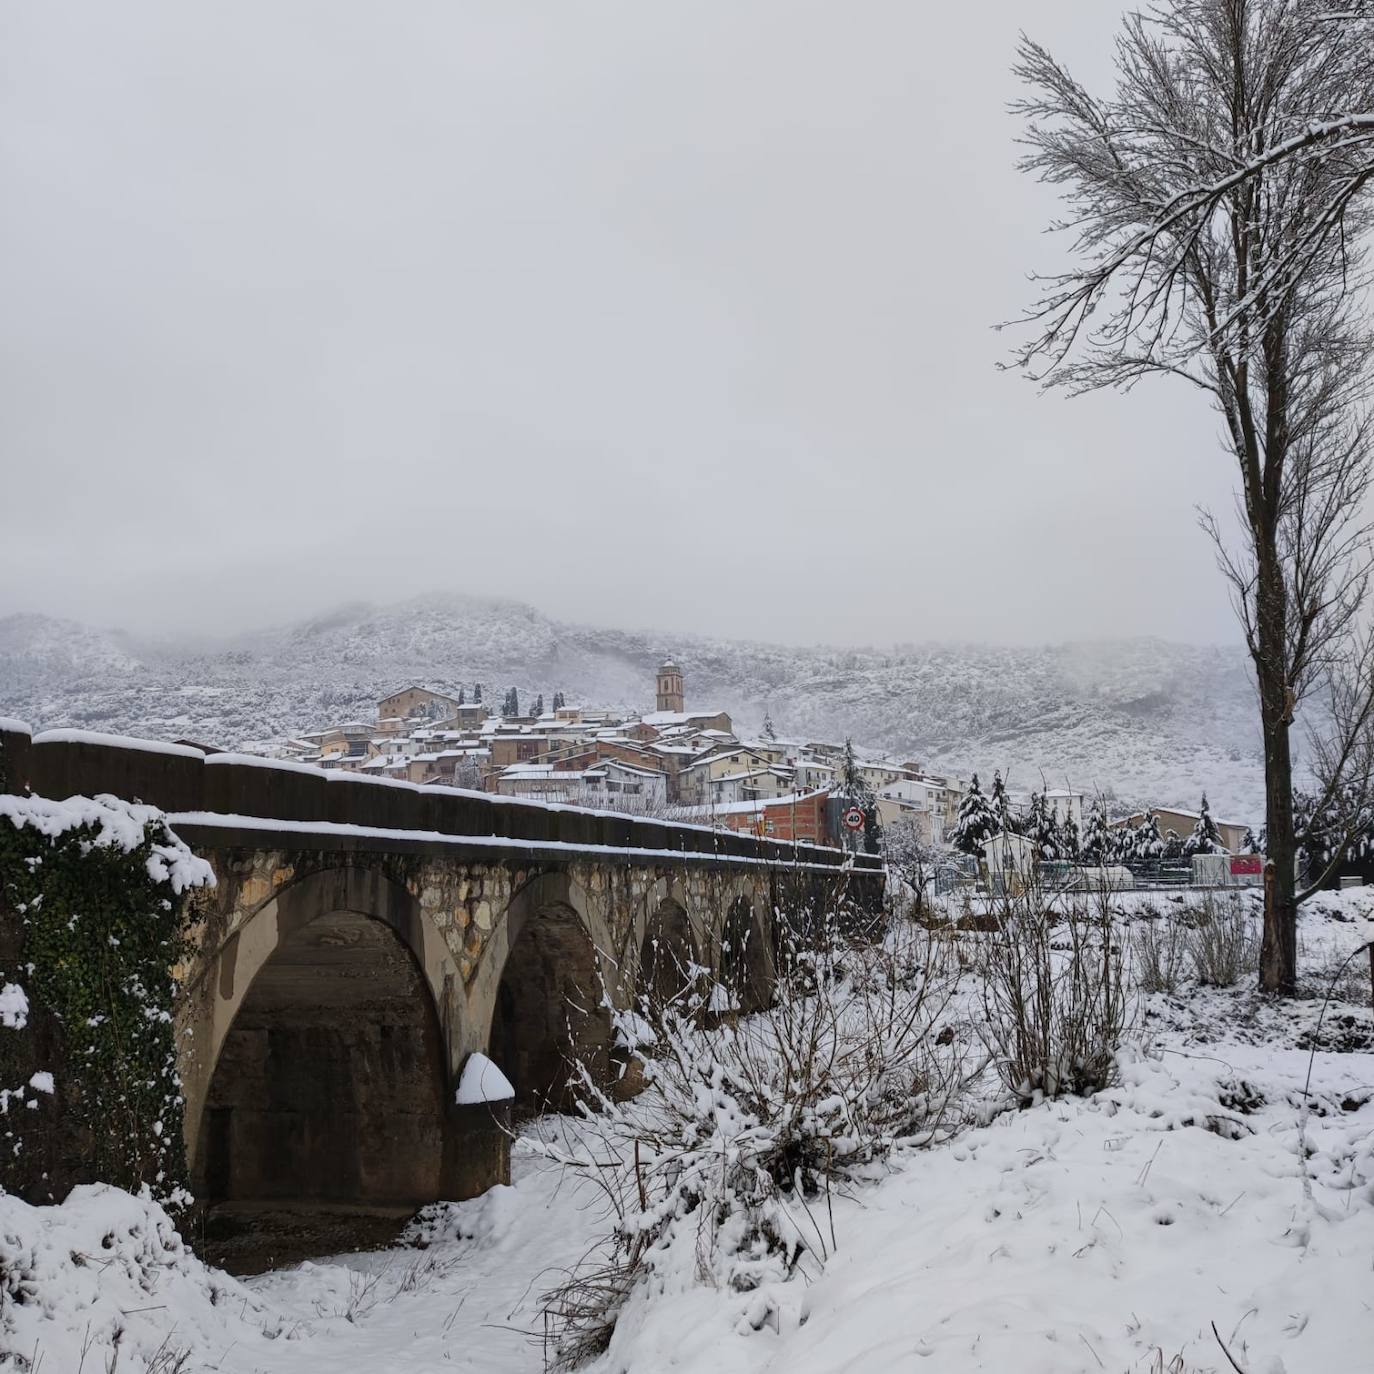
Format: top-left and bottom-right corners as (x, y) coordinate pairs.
(0, 595), (1263, 818)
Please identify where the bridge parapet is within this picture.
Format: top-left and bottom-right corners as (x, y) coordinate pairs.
(0, 722), (880, 875)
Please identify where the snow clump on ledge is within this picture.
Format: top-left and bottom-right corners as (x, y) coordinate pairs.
(27, 728), (205, 758)
(455, 1052), (515, 1104)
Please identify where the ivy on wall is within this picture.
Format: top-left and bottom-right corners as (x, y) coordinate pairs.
(0, 776), (213, 1205)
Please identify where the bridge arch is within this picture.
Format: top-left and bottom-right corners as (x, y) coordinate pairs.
(720, 892), (773, 1013)
(482, 871), (614, 1114)
(637, 896), (698, 1008)
(186, 866), (463, 1212)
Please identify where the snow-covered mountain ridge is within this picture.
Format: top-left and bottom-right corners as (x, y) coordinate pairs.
(0, 595), (1263, 818)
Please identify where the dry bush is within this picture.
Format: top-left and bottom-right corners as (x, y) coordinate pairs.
(1185, 893), (1260, 988)
(536, 907), (971, 1368)
(1131, 905), (1190, 995)
(976, 872), (1133, 1103)
(1306, 945), (1374, 1004)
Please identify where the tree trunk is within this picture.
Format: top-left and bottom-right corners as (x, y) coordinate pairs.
(1255, 549), (1298, 996)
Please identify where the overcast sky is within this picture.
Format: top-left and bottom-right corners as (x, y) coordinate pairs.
(0, 1), (1244, 648)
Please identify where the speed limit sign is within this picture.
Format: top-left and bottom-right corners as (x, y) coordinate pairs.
(842, 805), (865, 832)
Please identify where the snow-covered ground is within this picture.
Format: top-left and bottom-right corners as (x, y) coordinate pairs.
(3, 892), (1371, 1373)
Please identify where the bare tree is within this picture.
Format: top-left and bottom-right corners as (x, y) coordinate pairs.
(1010, 0), (1374, 994)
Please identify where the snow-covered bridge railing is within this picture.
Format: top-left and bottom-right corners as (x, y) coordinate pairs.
(0, 723), (874, 874)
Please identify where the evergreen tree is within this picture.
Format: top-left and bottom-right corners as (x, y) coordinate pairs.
(763, 712), (777, 741)
(533, 693), (545, 717)
(837, 737), (881, 854)
(1241, 826), (1259, 855)
(1132, 811), (1165, 864)
(473, 683), (483, 705)
(1059, 814), (1080, 861)
(552, 691), (566, 712)
(458, 686), (466, 706)
(989, 770), (1014, 835)
(1026, 791), (1060, 860)
(952, 773), (999, 859)
(840, 737), (862, 795)
(1079, 798), (1113, 865)
(1183, 793), (1224, 856)
(862, 800), (883, 857)
(502, 687), (519, 718)
(1162, 828), (1184, 861)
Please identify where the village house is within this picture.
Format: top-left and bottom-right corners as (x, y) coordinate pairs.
(311, 722), (374, 762)
(432, 703), (491, 731)
(493, 764), (588, 801)
(587, 759), (670, 806)
(675, 747), (785, 805)
(376, 684), (465, 722)
(684, 788), (833, 845)
(1042, 789), (1086, 831)
(493, 758), (669, 807)
(875, 777), (946, 844)
(697, 767), (795, 808)
(487, 734), (558, 772)
(856, 761), (915, 793)
(1118, 806), (1249, 854)
(790, 759), (836, 792)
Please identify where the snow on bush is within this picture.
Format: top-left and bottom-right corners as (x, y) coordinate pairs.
(537, 910), (971, 1368)
(0, 1184), (265, 1370)
(0, 793), (213, 896)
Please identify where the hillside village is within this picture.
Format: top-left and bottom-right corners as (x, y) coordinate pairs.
(264, 657), (966, 848)
(256, 656), (1256, 864)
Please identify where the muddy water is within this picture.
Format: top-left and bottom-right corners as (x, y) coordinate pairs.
(193, 1202), (418, 1275)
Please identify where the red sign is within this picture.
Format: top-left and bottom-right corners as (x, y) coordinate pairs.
(1230, 855), (1262, 876)
(842, 806), (865, 832)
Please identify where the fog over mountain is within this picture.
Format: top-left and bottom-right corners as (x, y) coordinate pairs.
(0, 594), (1262, 821)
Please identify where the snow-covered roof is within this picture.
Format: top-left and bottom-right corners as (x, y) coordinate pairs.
(1128, 806), (1246, 829)
(680, 747), (768, 774)
(500, 764), (589, 781)
(700, 768), (786, 789)
(680, 787), (830, 818)
(379, 683), (461, 703)
(640, 710), (727, 726)
(600, 759), (666, 779)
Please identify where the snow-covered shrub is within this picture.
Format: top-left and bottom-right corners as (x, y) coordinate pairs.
(976, 873), (1133, 1102)
(0, 793), (213, 1204)
(1183, 893), (1258, 988)
(539, 909), (968, 1368)
(1131, 905), (1189, 994)
(0, 1183), (259, 1370)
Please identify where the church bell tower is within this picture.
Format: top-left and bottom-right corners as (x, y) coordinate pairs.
(656, 657), (685, 714)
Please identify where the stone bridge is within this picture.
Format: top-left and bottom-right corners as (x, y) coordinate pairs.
(4, 725), (882, 1229)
